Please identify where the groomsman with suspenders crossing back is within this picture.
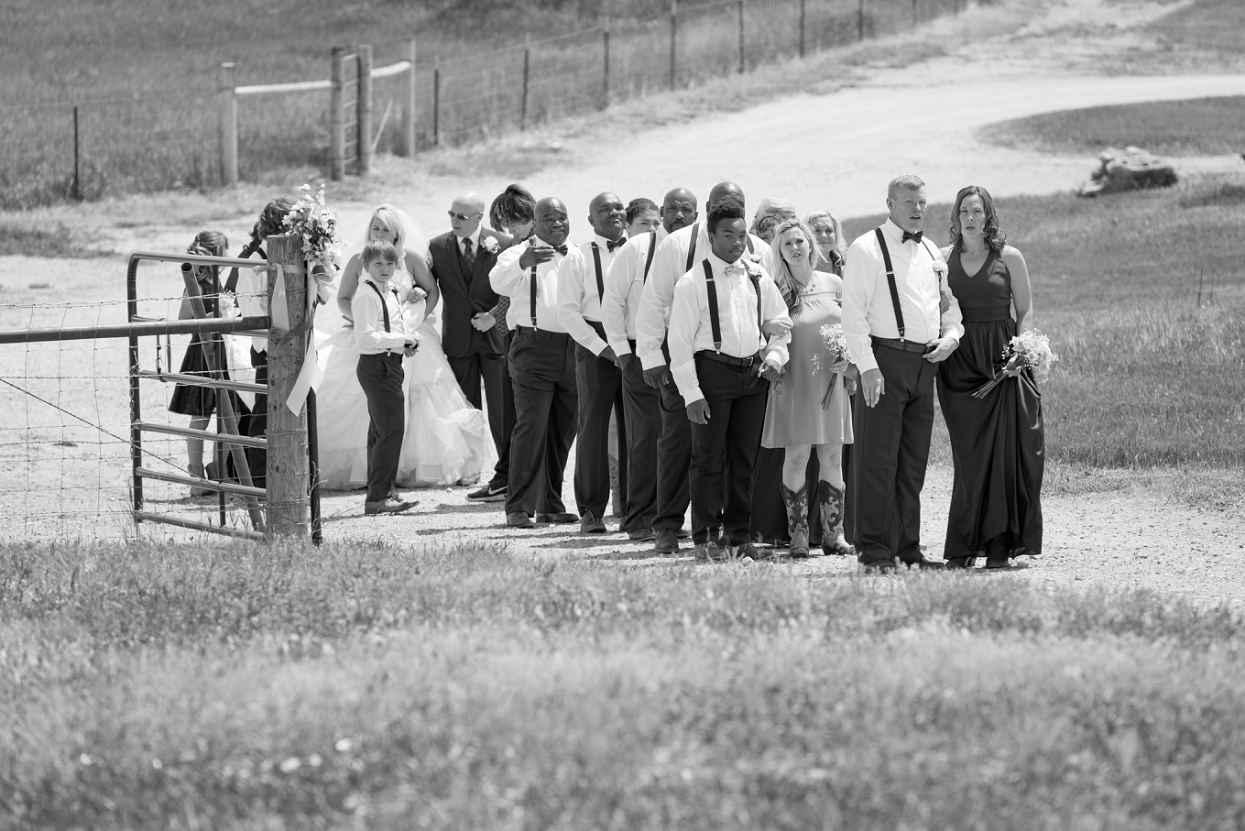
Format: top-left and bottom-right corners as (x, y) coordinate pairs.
(603, 187), (698, 542)
(636, 182), (771, 555)
(841, 174), (963, 572)
(667, 197), (791, 561)
(557, 192), (630, 535)
(490, 197), (579, 528)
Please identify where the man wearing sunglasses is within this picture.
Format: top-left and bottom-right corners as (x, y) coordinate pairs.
(429, 193), (513, 499)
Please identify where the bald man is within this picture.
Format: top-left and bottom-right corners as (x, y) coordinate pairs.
(490, 197), (579, 527)
(557, 191), (629, 534)
(634, 181), (771, 555)
(602, 187), (698, 542)
(429, 192), (513, 498)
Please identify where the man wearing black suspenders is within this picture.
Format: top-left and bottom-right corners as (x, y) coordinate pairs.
(558, 192), (630, 534)
(842, 174), (964, 572)
(667, 198), (791, 561)
(490, 197), (580, 528)
(603, 187), (698, 542)
(636, 182), (771, 555)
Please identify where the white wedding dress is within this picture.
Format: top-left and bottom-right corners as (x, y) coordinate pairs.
(314, 270), (494, 490)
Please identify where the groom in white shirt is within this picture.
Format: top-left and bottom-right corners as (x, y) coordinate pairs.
(841, 174), (963, 572)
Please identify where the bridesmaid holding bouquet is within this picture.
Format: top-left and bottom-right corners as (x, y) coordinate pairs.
(937, 186), (1044, 569)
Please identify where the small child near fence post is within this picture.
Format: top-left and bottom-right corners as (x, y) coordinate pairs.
(352, 238), (420, 516)
(169, 230), (244, 496)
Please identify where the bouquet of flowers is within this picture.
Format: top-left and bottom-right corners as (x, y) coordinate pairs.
(971, 329), (1059, 399)
(284, 183), (340, 265)
(812, 323), (849, 374)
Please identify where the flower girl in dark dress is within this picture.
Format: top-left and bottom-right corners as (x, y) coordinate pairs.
(937, 186), (1044, 569)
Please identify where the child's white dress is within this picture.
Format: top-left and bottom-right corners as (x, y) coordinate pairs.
(314, 270), (494, 490)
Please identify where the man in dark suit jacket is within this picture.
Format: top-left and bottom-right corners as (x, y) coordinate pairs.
(429, 193), (514, 501)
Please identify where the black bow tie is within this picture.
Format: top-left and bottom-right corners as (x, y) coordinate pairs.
(607, 235), (626, 252)
(902, 230), (923, 244)
(554, 245), (568, 256)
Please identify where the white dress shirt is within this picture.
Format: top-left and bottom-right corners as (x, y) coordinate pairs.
(841, 219), (964, 374)
(556, 233), (625, 355)
(602, 228), (667, 356)
(667, 253), (791, 406)
(636, 222), (771, 371)
(352, 276), (410, 355)
(489, 241), (569, 333)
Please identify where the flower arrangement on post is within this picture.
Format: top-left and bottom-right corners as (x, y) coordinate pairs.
(283, 183), (342, 302)
(972, 329), (1059, 399)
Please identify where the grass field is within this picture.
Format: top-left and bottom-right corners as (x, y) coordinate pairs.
(0, 0), (956, 209)
(978, 96), (1245, 156)
(4, 539), (1245, 829)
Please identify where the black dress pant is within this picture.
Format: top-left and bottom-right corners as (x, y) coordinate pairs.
(506, 328), (577, 516)
(848, 346), (937, 565)
(574, 339), (626, 520)
(619, 346), (661, 533)
(652, 378), (691, 533)
(689, 357), (767, 546)
(448, 346), (513, 487)
(356, 352), (405, 504)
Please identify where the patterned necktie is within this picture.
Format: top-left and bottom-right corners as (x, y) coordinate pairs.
(462, 237), (475, 267)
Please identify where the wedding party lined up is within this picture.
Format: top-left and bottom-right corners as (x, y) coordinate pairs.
(174, 174), (1055, 571)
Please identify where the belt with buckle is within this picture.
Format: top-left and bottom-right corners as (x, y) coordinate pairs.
(871, 336), (932, 354)
(696, 349), (763, 367)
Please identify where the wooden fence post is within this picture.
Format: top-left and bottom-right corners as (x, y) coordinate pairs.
(357, 44), (373, 174)
(402, 37), (417, 156)
(858, 0), (866, 41)
(603, 18), (611, 109)
(799, 0), (806, 58)
(72, 105), (82, 201)
(218, 62), (238, 186)
(264, 233), (310, 540)
(737, 0), (745, 73)
(670, 0), (678, 90)
(330, 47), (346, 180)
(520, 38), (530, 130)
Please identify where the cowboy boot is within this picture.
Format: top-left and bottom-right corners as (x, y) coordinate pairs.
(781, 481), (810, 559)
(819, 480), (855, 557)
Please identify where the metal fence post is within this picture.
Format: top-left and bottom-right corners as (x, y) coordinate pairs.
(603, 18), (611, 109)
(737, 0), (746, 73)
(330, 47), (345, 180)
(670, 0), (678, 90)
(799, 0), (806, 59)
(72, 105), (82, 201)
(520, 38), (530, 130)
(433, 59), (442, 146)
(218, 62), (238, 186)
(357, 44), (373, 174)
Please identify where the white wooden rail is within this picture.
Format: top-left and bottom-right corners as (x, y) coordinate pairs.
(217, 39), (417, 186)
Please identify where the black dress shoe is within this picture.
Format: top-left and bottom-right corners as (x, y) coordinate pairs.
(580, 511), (607, 534)
(903, 557), (946, 571)
(506, 512), (535, 528)
(945, 556), (976, 570)
(535, 511), (577, 524)
(861, 558), (897, 574)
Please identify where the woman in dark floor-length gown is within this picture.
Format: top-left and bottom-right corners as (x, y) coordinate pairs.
(937, 186), (1044, 569)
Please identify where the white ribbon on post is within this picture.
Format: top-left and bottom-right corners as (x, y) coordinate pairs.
(269, 262), (324, 415)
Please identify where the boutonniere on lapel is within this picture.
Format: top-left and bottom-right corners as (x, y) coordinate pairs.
(932, 260), (948, 281)
(932, 260), (952, 313)
(481, 236), (501, 255)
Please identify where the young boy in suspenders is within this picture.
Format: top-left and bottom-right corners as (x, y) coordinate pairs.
(352, 239), (420, 516)
(666, 197), (792, 561)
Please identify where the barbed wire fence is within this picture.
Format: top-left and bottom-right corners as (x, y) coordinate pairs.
(1, 0), (965, 208)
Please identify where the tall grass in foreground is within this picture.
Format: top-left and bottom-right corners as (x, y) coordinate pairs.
(844, 175), (1245, 469)
(2, 539), (1243, 829)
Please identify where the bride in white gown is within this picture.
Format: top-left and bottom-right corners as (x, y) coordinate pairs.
(315, 205), (495, 490)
